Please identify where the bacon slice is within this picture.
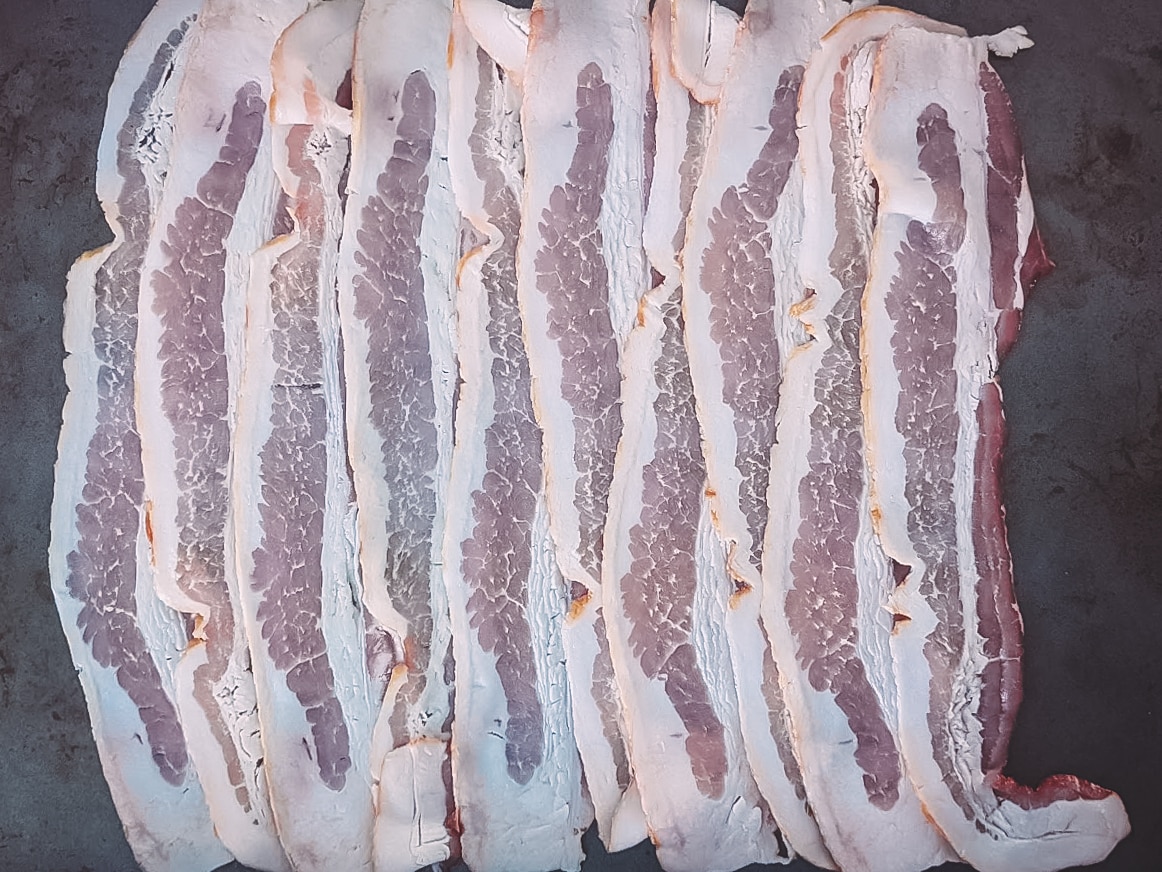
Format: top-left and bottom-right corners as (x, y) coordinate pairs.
(229, 2), (380, 869)
(335, 1), (459, 868)
(669, 0), (740, 104)
(682, 2), (878, 866)
(761, 8), (964, 871)
(599, 4), (784, 868)
(861, 26), (1130, 872)
(441, 8), (591, 871)
(515, 0), (651, 850)
(134, 2), (307, 868)
(49, 3), (232, 870)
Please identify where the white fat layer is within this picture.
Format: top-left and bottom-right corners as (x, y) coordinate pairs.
(846, 35), (899, 749)
(771, 159), (811, 356)
(526, 498), (590, 871)
(443, 20), (589, 870)
(865, 27), (1128, 871)
(562, 604), (629, 846)
(228, 234), (299, 852)
(134, 506), (186, 710)
(373, 738), (454, 872)
(459, 0), (531, 80)
(100, 7), (228, 862)
(642, 0), (690, 278)
(1014, 171), (1036, 311)
(94, 6), (191, 235)
(597, 46), (649, 345)
(270, 0), (361, 132)
(133, 2), (309, 867)
(284, 0), (379, 789)
(950, 44), (1001, 832)
(669, 0), (741, 103)
(514, 14), (584, 588)
(980, 25), (1034, 59)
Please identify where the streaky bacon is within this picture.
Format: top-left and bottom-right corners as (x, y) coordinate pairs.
(229, 2), (382, 869)
(134, 2), (308, 867)
(861, 25), (1130, 872)
(514, 0), (652, 850)
(682, 2), (879, 867)
(600, 2), (784, 869)
(49, 3), (231, 869)
(441, 7), (591, 871)
(669, 0), (740, 104)
(761, 8), (962, 871)
(334, 1), (459, 868)
(58, 5), (1130, 871)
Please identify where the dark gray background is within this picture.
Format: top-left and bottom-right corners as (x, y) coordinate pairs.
(1, 0), (1158, 870)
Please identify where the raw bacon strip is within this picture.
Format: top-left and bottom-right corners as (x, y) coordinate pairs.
(230, 2), (378, 869)
(974, 57), (1050, 768)
(135, 2), (306, 868)
(861, 26), (1129, 872)
(516, 0), (650, 850)
(681, 2), (868, 866)
(336, 1), (458, 868)
(600, 3), (783, 868)
(442, 10), (591, 871)
(761, 8), (962, 871)
(607, 292), (784, 872)
(670, 0), (740, 104)
(49, 3), (231, 870)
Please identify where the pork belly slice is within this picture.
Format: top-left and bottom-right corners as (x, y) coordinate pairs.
(134, 2), (311, 868)
(761, 8), (970, 872)
(441, 10), (591, 872)
(49, 4), (232, 870)
(595, 4), (784, 870)
(669, 0), (739, 104)
(607, 286), (789, 872)
(682, 2), (885, 867)
(515, 0), (651, 851)
(335, 1), (459, 868)
(229, 2), (382, 869)
(861, 27), (1129, 872)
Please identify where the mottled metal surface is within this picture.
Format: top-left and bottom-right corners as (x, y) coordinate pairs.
(2, 0), (1158, 869)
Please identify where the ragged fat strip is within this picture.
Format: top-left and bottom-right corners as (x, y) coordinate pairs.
(459, 0), (531, 84)
(681, 2), (874, 866)
(335, 1), (458, 868)
(230, 2), (380, 869)
(49, 3), (231, 870)
(761, 8), (962, 872)
(600, 3), (784, 869)
(861, 27), (1130, 872)
(516, 0), (651, 850)
(669, 0), (740, 104)
(134, 2), (308, 868)
(442, 10), (592, 871)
